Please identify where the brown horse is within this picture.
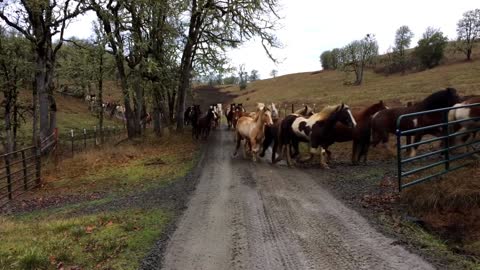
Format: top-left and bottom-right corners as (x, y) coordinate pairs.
(232, 104), (247, 129)
(234, 106), (274, 161)
(371, 88), (461, 157)
(330, 101), (388, 164)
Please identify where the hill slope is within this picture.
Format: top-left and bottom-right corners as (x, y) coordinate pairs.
(215, 59), (480, 111)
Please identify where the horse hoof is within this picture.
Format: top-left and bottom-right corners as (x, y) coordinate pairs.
(320, 163), (330, 169)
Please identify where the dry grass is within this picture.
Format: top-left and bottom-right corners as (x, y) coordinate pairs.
(41, 132), (199, 195)
(214, 58), (480, 112)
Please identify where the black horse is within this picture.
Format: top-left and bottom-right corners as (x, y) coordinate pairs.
(190, 105), (202, 139)
(184, 106), (193, 126)
(197, 106), (216, 139)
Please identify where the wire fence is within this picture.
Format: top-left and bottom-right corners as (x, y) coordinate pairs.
(0, 125), (125, 207)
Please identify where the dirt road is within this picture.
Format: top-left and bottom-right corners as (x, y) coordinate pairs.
(162, 129), (433, 270)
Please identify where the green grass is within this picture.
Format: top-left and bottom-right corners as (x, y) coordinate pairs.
(400, 221), (480, 269)
(0, 208), (171, 269)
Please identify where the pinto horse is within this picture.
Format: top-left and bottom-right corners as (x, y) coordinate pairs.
(448, 96), (480, 153)
(277, 104), (356, 168)
(260, 103), (310, 163)
(371, 88), (461, 157)
(330, 101), (388, 164)
(234, 105), (274, 161)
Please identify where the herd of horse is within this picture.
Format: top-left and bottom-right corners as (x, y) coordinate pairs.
(184, 87), (480, 168)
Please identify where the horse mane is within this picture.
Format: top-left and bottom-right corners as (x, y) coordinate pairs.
(359, 101), (385, 120)
(419, 88), (459, 110)
(294, 105), (312, 116)
(309, 105), (341, 122)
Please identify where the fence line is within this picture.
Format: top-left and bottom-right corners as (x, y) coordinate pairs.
(0, 125), (125, 207)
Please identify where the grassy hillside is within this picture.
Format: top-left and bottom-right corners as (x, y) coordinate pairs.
(216, 59), (480, 111)
(1, 85), (123, 149)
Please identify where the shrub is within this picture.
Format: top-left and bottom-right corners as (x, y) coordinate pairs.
(414, 27), (448, 69)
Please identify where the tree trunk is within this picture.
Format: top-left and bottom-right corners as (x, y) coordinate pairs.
(32, 80), (38, 147)
(36, 53), (50, 140)
(98, 52), (104, 144)
(467, 49), (472, 61)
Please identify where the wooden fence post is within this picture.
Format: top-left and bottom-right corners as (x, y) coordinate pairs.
(4, 154), (12, 200)
(94, 126), (97, 146)
(35, 144), (41, 186)
(71, 129), (74, 157)
(83, 128), (87, 149)
(21, 150), (28, 190)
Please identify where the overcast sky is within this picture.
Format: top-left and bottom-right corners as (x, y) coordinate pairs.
(66, 0), (479, 79)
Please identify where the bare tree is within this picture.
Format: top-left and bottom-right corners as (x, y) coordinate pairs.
(340, 34), (378, 85)
(456, 9), (480, 61)
(0, 0), (87, 144)
(175, 0), (281, 130)
(270, 69), (278, 78)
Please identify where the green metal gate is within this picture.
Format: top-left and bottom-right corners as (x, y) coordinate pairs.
(396, 103), (480, 191)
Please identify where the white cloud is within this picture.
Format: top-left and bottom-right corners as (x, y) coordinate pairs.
(65, 1), (480, 78)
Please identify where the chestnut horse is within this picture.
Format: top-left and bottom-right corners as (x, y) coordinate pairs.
(277, 104), (357, 168)
(330, 101), (388, 164)
(234, 106), (274, 161)
(371, 88), (461, 157)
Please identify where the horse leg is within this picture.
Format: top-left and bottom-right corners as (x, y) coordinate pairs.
(352, 141), (359, 165)
(251, 139), (258, 162)
(315, 147), (329, 169)
(233, 133), (241, 157)
(409, 134), (422, 157)
(286, 144), (294, 166)
(361, 142), (371, 164)
(272, 140), (279, 164)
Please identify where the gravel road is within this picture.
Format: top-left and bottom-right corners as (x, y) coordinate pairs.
(161, 129), (434, 270)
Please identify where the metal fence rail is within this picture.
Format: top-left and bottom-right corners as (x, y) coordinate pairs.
(396, 103), (480, 191)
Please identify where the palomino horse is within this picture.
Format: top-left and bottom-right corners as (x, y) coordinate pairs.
(448, 96), (480, 154)
(234, 105), (274, 161)
(278, 104), (356, 168)
(371, 88), (461, 157)
(330, 101), (388, 164)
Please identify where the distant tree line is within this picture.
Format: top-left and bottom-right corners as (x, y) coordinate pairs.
(320, 8), (480, 83)
(0, 0), (281, 143)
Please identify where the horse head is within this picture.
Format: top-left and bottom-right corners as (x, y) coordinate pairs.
(335, 103), (357, 128)
(269, 103), (279, 119)
(422, 87), (461, 110)
(260, 107), (274, 127)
